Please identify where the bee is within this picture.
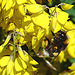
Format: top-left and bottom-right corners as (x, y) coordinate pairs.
(37, 30), (69, 71)
(43, 30), (69, 57)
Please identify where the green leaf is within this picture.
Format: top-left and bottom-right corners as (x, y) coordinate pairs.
(69, 58), (75, 63)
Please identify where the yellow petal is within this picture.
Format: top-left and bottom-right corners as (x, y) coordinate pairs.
(7, 59), (14, 74)
(0, 0), (2, 4)
(20, 70), (30, 75)
(57, 51), (66, 63)
(19, 36), (24, 44)
(24, 22), (35, 33)
(30, 66), (37, 71)
(42, 40), (46, 48)
(8, 8), (14, 18)
(67, 30), (75, 45)
(29, 55), (38, 65)
(33, 44), (40, 53)
(26, 4), (42, 13)
(23, 70), (30, 75)
(68, 65), (75, 70)
(4, 0), (13, 11)
(32, 36), (39, 49)
(67, 44), (75, 58)
(19, 57), (27, 69)
(0, 56), (10, 67)
(28, 64), (37, 71)
(17, 0), (27, 4)
(0, 45), (4, 53)
(18, 5), (26, 16)
(9, 45), (14, 51)
(61, 3), (74, 10)
(23, 16), (31, 23)
(37, 28), (45, 40)
(15, 56), (27, 71)
(2, 67), (7, 75)
(7, 23), (15, 31)
(2, 0), (7, 9)
(64, 21), (75, 30)
(23, 51), (29, 62)
(2, 34), (11, 46)
(18, 46), (29, 62)
(57, 11), (69, 25)
(3, 8), (14, 19)
(51, 17), (61, 33)
(32, 13), (49, 28)
(0, 67), (3, 73)
(10, 66), (16, 75)
(49, 7), (61, 15)
(19, 28), (25, 36)
(22, 16), (31, 27)
(70, 71), (75, 75)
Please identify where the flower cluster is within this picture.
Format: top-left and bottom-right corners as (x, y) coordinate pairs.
(0, 0), (75, 75)
(0, 32), (38, 75)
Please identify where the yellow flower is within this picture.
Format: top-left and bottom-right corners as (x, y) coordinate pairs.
(0, 35), (11, 54)
(7, 23), (15, 31)
(28, 55), (38, 65)
(0, 56), (10, 67)
(64, 20), (75, 30)
(57, 11), (69, 25)
(0, 0), (74, 74)
(68, 63), (75, 71)
(32, 36), (39, 49)
(16, 0), (27, 4)
(18, 5), (26, 16)
(0, 46), (38, 75)
(0, 0), (2, 4)
(67, 30), (75, 58)
(50, 7), (69, 33)
(32, 12), (49, 29)
(2, 0), (14, 11)
(15, 56), (27, 71)
(49, 7), (62, 15)
(67, 44), (75, 58)
(51, 16), (61, 33)
(2, 34), (11, 46)
(9, 45), (14, 51)
(24, 22), (35, 33)
(0, 45), (4, 53)
(7, 57), (14, 75)
(68, 63), (75, 75)
(56, 51), (66, 63)
(26, 4), (43, 13)
(61, 3), (74, 10)
(59, 71), (71, 75)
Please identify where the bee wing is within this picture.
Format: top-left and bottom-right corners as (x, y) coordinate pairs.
(45, 59), (57, 71)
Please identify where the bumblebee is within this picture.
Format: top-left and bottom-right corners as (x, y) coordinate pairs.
(37, 30), (69, 71)
(43, 30), (69, 57)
